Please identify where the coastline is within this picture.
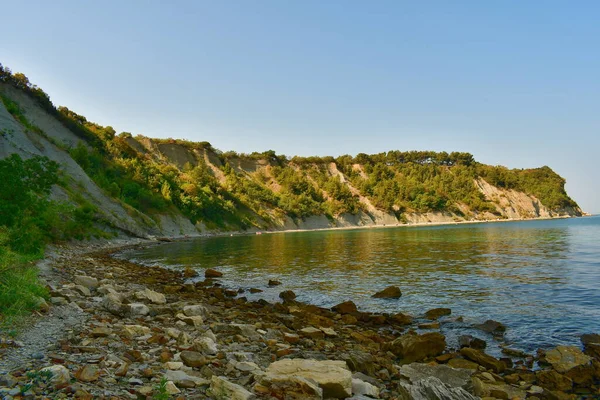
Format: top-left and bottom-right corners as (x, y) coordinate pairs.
(1, 236), (598, 399)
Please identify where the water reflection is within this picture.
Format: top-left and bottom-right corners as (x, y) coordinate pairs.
(120, 217), (600, 353)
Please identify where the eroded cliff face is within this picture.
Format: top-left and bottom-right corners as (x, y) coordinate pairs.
(0, 82), (583, 237)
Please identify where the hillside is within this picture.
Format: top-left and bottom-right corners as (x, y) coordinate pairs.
(0, 65), (582, 238)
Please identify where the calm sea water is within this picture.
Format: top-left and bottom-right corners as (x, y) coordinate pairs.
(120, 216), (600, 356)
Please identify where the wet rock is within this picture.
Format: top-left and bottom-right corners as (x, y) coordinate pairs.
(458, 335), (487, 350)
(460, 348), (505, 373)
(183, 267), (198, 278)
(209, 375), (256, 399)
(268, 279), (282, 286)
(418, 321), (440, 329)
(134, 288), (166, 304)
(279, 290), (296, 301)
(372, 286), (402, 299)
(75, 365), (100, 382)
(536, 369), (573, 392)
(332, 301), (358, 314)
(249, 288), (263, 293)
(205, 268), (223, 278)
(399, 376), (478, 400)
(180, 351), (207, 368)
(74, 275), (99, 289)
(424, 308), (451, 320)
(352, 378), (380, 398)
(400, 363), (474, 390)
(40, 365), (70, 388)
(475, 319), (506, 334)
(581, 333), (600, 359)
(392, 312), (413, 325)
(264, 358), (353, 398)
(388, 332), (446, 363)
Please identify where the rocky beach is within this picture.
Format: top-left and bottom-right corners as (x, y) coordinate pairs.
(0, 238), (599, 400)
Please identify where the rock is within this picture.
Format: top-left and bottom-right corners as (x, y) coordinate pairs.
(165, 362), (183, 370)
(193, 337), (218, 355)
(177, 313), (204, 327)
(536, 369), (573, 391)
(128, 303), (150, 316)
(352, 379), (380, 398)
(279, 290), (296, 301)
(300, 327), (325, 339)
(209, 375), (256, 400)
(165, 381), (180, 395)
(472, 377), (527, 399)
(458, 335), (486, 350)
(392, 312), (413, 325)
(165, 370), (209, 387)
(581, 333), (600, 359)
(372, 286), (402, 299)
(264, 358), (352, 398)
(268, 279), (282, 286)
(122, 324), (151, 338)
(332, 301), (358, 314)
(182, 304), (208, 317)
(342, 350), (376, 375)
(256, 374), (322, 400)
(73, 285), (91, 297)
(40, 365), (70, 388)
(135, 288), (166, 304)
(424, 308), (451, 320)
(388, 332), (446, 363)
(418, 322), (440, 329)
(102, 292), (126, 316)
(400, 363), (474, 390)
(460, 348), (505, 373)
(447, 358), (479, 370)
(475, 320), (506, 334)
(399, 376), (478, 400)
(249, 288), (263, 293)
(183, 267), (198, 278)
(205, 268), (223, 278)
(74, 275), (99, 289)
(91, 327), (112, 337)
(545, 345), (593, 385)
(75, 365), (100, 382)
(180, 351), (207, 368)
(283, 333), (300, 344)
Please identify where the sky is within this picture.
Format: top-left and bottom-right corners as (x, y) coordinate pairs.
(1, 1), (599, 213)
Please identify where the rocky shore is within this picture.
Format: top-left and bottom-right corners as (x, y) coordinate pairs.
(0, 240), (599, 399)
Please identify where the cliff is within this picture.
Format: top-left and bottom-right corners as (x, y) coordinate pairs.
(0, 71), (583, 238)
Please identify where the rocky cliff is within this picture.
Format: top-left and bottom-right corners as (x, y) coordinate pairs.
(0, 80), (583, 238)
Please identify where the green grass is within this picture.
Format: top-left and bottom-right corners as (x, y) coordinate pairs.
(0, 234), (48, 329)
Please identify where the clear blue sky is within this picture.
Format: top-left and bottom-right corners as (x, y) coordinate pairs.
(1, 1), (599, 213)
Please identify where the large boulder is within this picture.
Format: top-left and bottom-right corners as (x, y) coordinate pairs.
(205, 268), (223, 278)
(74, 275), (99, 289)
(459, 348), (505, 373)
(332, 301), (358, 314)
(263, 358), (352, 398)
(424, 308), (451, 320)
(40, 365), (70, 388)
(256, 374), (322, 400)
(545, 345), (594, 385)
(581, 333), (600, 359)
(372, 286), (402, 299)
(536, 369), (573, 392)
(209, 376), (255, 400)
(388, 332), (446, 363)
(472, 377), (527, 399)
(474, 319), (506, 334)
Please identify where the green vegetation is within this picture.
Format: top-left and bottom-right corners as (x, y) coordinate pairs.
(0, 62), (579, 236)
(153, 377), (171, 400)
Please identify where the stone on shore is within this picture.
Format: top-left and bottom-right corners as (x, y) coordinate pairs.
(75, 365), (100, 382)
(256, 374), (322, 400)
(372, 286), (402, 299)
(209, 375), (256, 400)
(40, 365), (70, 388)
(460, 348), (506, 373)
(545, 345), (594, 385)
(182, 304), (208, 317)
(399, 376), (478, 400)
(165, 370), (209, 388)
(279, 290), (297, 301)
(352, 378), (380, 398)
(400, 363), (474, 390)
(74, 275), (99, 289)
(424, 307), (451, 320)
(268, 279), (282, 286)
(332, 300), (358, 314)
(264, 358), (353, 398)
(205, 268), (223, 278)
(581, 333), (600, 359)
(180, 351), (207, 367)
(388, 332), (446, 363)
(134, 288), (166, 304)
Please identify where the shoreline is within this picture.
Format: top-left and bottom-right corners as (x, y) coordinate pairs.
(1, 238), (598, 399)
